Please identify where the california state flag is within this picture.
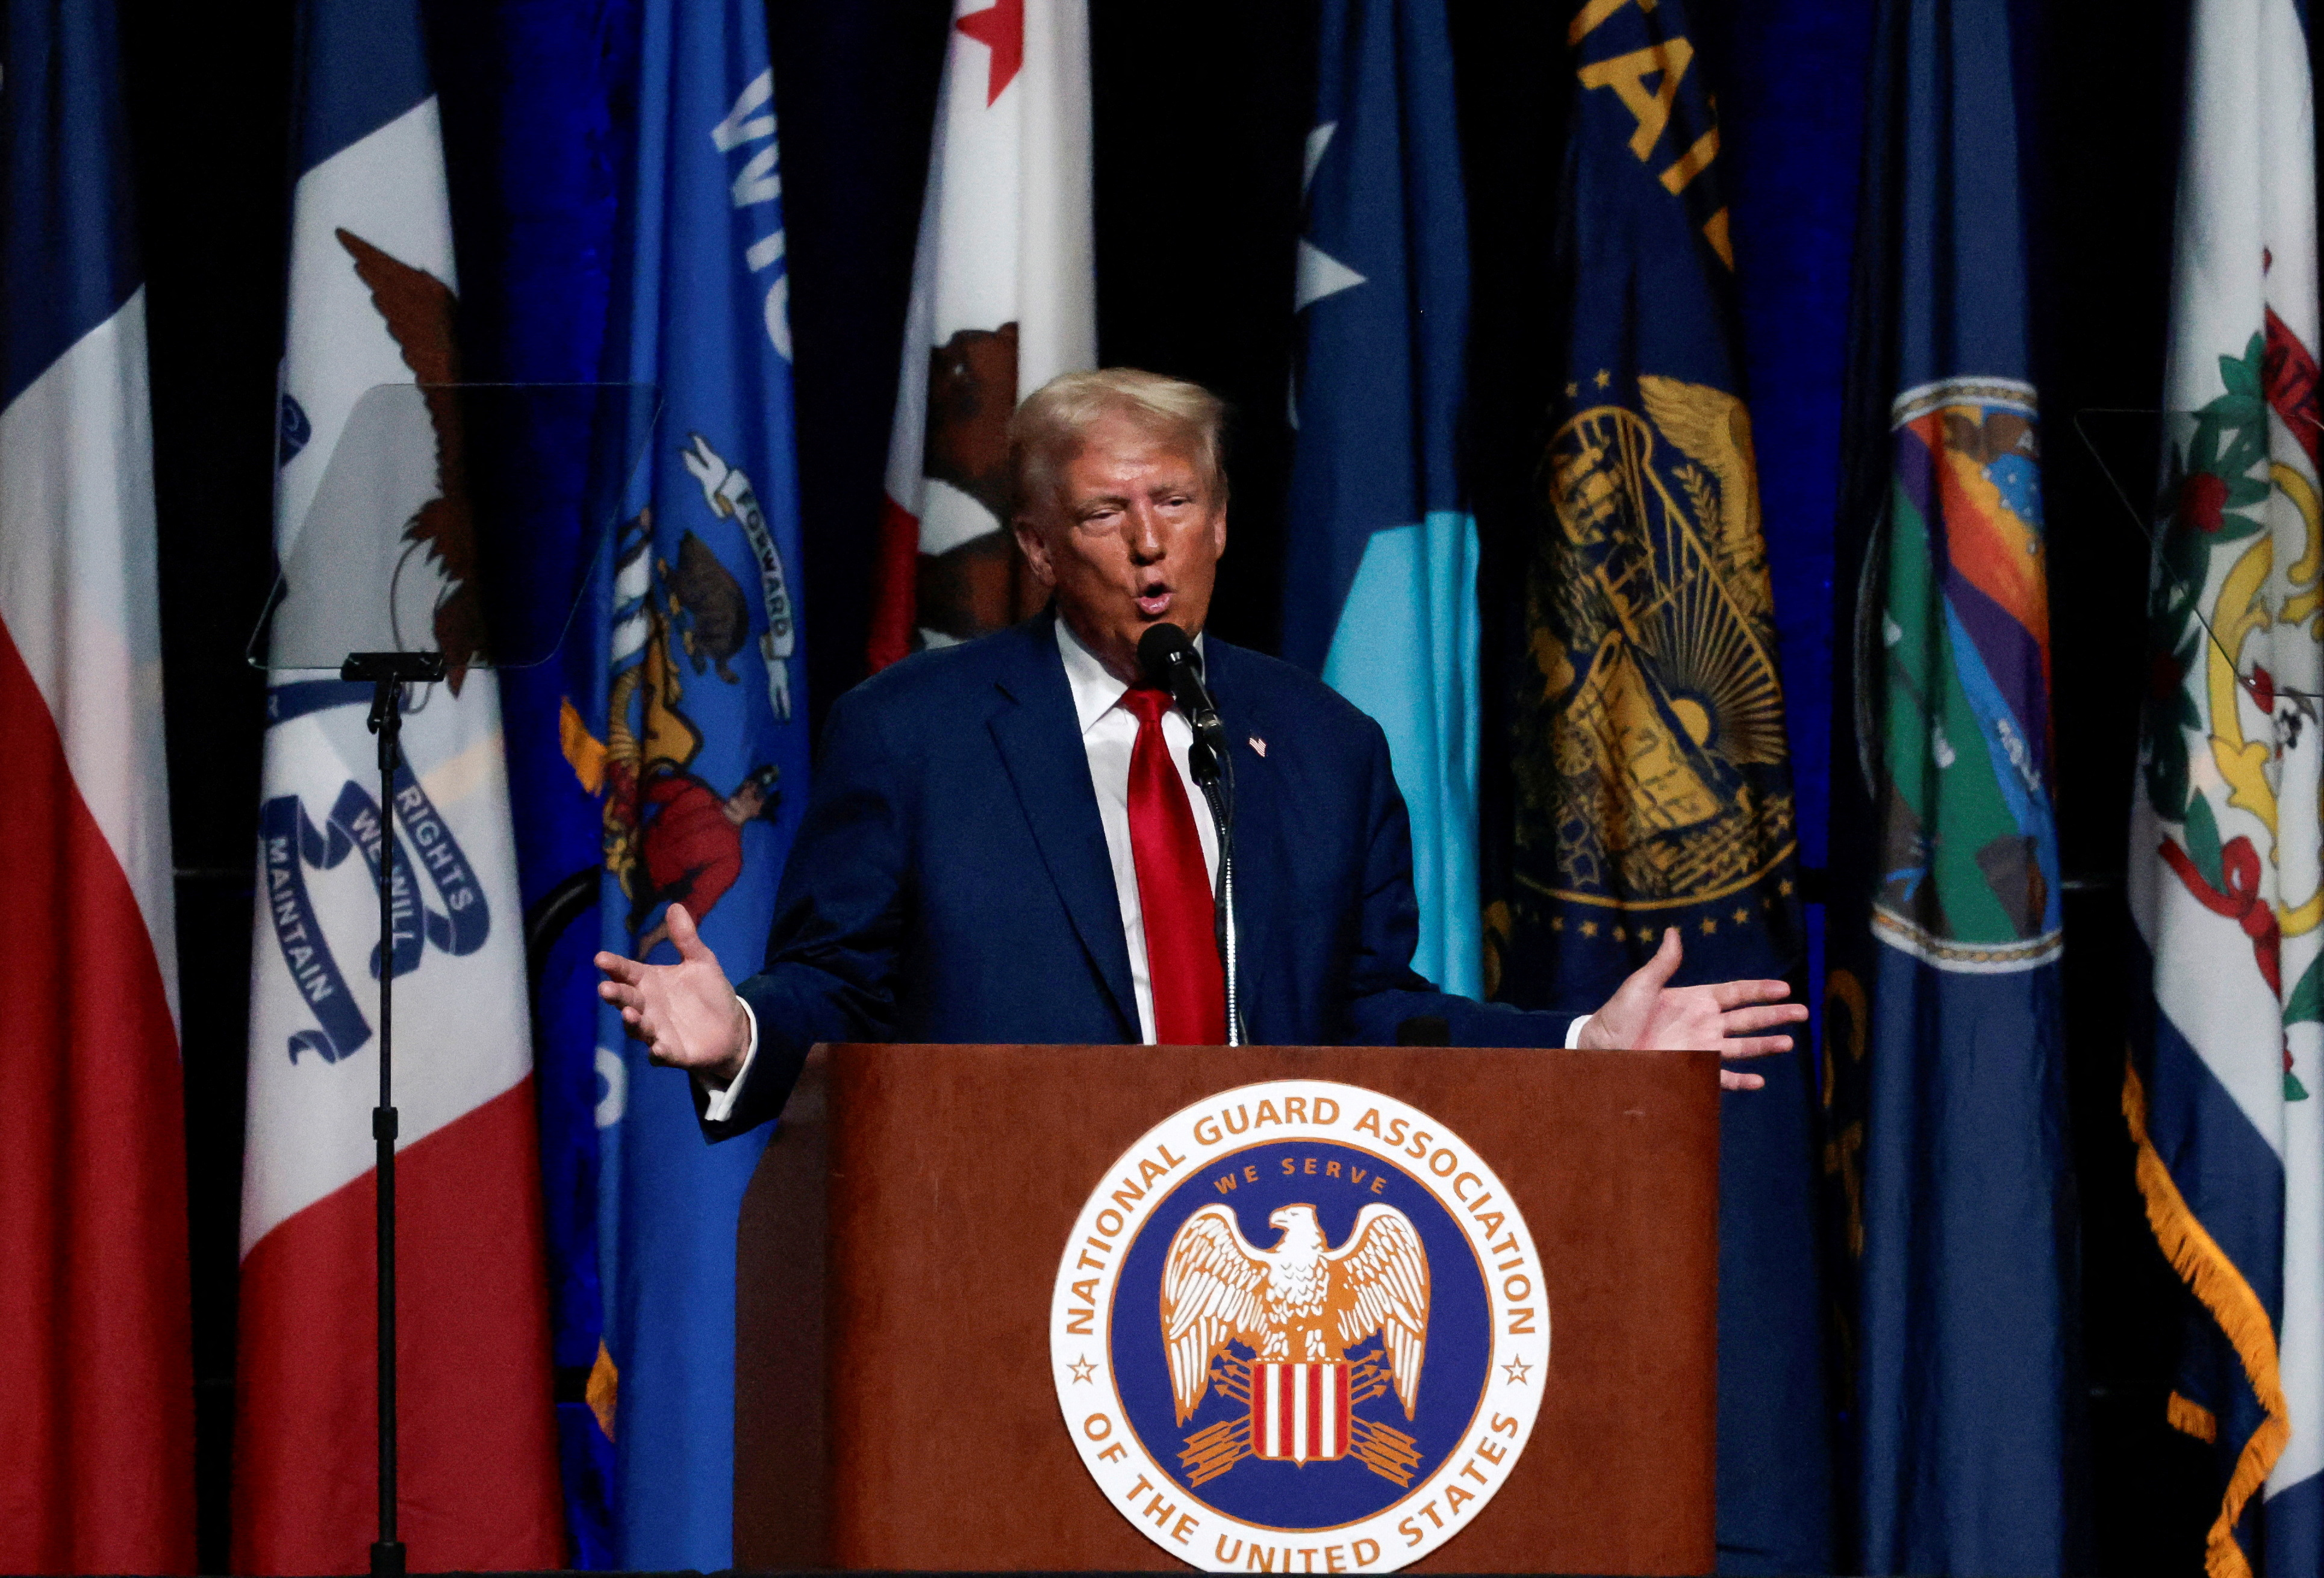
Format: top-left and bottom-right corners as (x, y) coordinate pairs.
(2127, 0), (2324, 1573)
(234, 0), (560, 1570)
(866, 0), (1096, 667)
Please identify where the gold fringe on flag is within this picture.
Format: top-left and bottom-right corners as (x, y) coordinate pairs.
(2123, 1056), (2290, 1578)
(2169, 1391), (2220, 1444)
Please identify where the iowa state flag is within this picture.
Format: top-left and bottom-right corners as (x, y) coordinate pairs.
(2127, 0), (2324, 1571)
(0, 1), (195, 1568)
(1825, 0), (2075, 1570)
(1282, 0), (1481, 998)
(867, 0), (1095, 666)
(1486, 2), (1828, 1567)
(234, 0), (561, 1568)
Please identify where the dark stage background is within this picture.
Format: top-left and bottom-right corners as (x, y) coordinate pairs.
(120, 0), (2219, 1570)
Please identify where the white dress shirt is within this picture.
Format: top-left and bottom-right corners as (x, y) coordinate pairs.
(1053, 617), (1223, 1043)
(704, 620), (1227, 1121)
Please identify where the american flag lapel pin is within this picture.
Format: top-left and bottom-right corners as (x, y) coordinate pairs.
(1249, 735), (1266, 757)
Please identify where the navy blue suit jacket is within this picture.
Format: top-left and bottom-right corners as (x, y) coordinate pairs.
(707, 613), (1581, 1137)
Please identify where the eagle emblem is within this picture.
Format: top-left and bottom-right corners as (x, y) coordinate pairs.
(1051, 1087), (1551, 1568)
(1161, 1203), (1430, 1481)
(336, 228), (482, 691)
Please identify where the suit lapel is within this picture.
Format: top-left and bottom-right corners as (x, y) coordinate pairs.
(986, 618), (1139, 1035)
(1204, 641), (1279, 1008)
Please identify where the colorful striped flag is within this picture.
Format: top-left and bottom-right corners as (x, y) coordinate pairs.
(866, 0), (1095, 667)
(1825, 1), (2075, 1568)
(2128, 0), (2324, 1570)
(233, 1), (561, 1568)
(0, 1), (195, 1568)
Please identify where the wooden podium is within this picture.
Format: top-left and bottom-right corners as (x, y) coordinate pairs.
(735, 1043), (1719, 1574)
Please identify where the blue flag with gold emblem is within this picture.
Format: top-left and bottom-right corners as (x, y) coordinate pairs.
(1282, 0), (1481, 999)
(1485, 2), (1828, 1568)
(1825, 0), (2075, 1570)
(561, 0), (811, 1565)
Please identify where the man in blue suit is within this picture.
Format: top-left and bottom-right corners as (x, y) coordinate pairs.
(596, 370), (1805, 1138)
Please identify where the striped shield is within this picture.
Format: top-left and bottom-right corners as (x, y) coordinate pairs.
(1250, 1361), (1353, 1464)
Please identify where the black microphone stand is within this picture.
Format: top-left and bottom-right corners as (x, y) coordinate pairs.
(1139, 625), (1245, 1045)
(341, 648), (447, 1578)
(1190, 739), (1244, 1046)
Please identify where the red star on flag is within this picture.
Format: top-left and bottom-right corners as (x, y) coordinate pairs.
(955, 0), (1024, 106)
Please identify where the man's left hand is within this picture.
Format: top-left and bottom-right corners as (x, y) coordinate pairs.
(1577, 926), (1808, 1090)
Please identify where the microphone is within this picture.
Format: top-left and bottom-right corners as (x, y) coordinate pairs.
(1136, 622), (1226, 776)
(1138, 620), (1242, 1044)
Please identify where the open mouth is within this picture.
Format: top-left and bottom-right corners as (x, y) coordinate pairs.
(1136, 582), (1173, 617)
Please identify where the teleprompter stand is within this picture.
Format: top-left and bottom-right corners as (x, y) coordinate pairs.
(247, 380), (662, 1573)
(342, 649), (447, 1578)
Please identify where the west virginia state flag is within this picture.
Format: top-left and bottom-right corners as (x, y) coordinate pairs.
(1486, 2), (1826, 1568)
(2129, 0), (2324, 1572)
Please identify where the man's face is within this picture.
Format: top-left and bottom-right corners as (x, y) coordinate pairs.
(1013, 412), (1228, 682)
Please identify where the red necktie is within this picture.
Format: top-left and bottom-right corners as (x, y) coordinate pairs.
(1121, 684), (1227, 1044)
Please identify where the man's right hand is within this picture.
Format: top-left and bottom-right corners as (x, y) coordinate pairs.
(1576, 926), (1805, 1090)
(596, 902), (752, 1087)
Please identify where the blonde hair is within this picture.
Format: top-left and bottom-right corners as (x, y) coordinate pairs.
(1008, 368), (1228, 524)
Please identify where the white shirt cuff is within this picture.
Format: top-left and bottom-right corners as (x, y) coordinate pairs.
(1563, 1013), (1590, 1050)
(697, 997), (759, 1124)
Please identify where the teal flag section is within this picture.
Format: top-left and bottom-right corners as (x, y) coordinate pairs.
(1321, 513), (1481, 997)
(1282, 0), (1481, 997)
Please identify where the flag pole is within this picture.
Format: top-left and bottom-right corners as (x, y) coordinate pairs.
(344, 649), (448, 1578)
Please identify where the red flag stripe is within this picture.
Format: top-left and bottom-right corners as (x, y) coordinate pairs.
(867, 494), (921, 672)
(1253, 1361), (1268, 1455)
(0, 616), (193, 1574)
(1337, 1361), (1351, 1456)
(233, 1080), (561, 1575)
